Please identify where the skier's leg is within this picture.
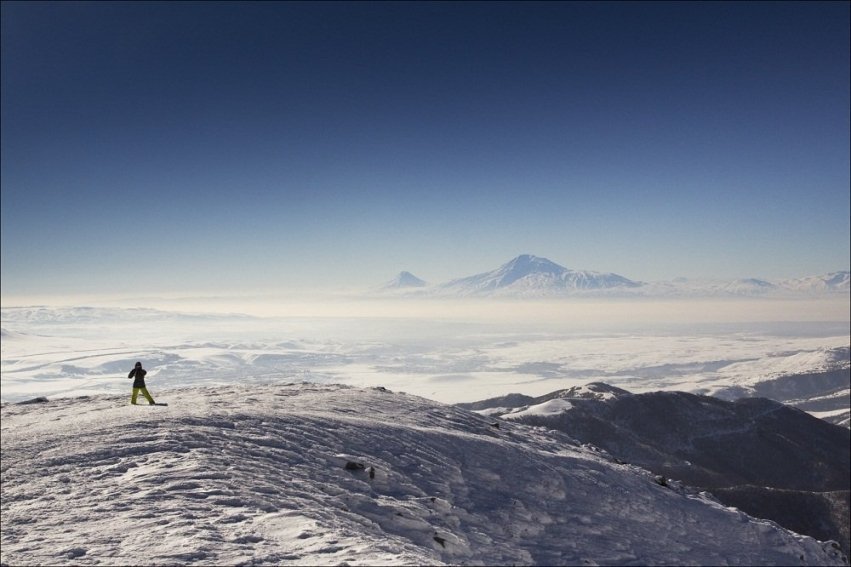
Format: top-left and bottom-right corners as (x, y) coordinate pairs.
(131, 388), (139, 404)
(141, 387), (155, 404)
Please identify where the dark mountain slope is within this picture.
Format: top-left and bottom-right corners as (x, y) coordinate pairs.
(461, 386), (851, 555)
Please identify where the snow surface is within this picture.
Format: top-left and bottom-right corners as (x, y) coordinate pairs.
(706, 346), (849, 387)
(500, 397), (574, 418)
(2, 383), (846, 566)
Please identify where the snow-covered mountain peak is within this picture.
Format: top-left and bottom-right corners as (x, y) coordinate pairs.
(488, 254), (567, 286)
(2, 383), (845, 566)
(502, 253), (563, 272)
(382, 271), (427, 289)
(437, 255), (641, 296)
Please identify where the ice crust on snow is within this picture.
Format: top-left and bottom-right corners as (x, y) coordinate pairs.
(1, 383), (846, 566)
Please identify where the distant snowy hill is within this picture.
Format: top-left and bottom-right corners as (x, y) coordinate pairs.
(465, 383), (632, 417)
(720, 278), (779, 295)
(2, 384), (846, 566)
(659, 273), (850, 297)
(436, 255), (642, 297)
(706, 345), (851, 428)
(636, 277), (782, 297)
(462, 383), (851, 557)
(781, 271), (851, 293)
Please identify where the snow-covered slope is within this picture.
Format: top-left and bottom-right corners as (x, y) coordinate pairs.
(437, 255), (641, 297)
(707, 346), (850, 427)
(2, 384), (845, 566)
(466, 383), (631, 417)
(463, 384), (851, 557)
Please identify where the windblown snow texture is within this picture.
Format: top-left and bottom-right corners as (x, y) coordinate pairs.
(1, 384), (846, 566)
(464, 383), (851, 556)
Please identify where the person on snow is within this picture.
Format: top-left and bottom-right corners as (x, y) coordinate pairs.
(128, 361), (156, 405)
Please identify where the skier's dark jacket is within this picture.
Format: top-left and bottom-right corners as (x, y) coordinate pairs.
(128, 366), (147, 388)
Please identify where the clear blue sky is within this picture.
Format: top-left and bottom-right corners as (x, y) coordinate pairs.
(2, 1), (849, 298)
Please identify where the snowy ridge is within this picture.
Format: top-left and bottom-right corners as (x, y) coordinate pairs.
(711, 346), (850, 386)
(466, 383), (632, 419)
(462, 384), (851, 557)
(2, 384), (846, 566)
(781, 272), (851, 293)
(705, 346), (850, 427)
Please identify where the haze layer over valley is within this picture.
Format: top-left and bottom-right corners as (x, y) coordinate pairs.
(3, 271), (849, 567)
(2, 297), (848, 419)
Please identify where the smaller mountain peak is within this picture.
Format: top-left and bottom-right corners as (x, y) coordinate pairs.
(383, 271), (426, 289)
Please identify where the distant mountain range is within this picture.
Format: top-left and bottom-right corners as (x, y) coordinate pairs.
(374, 255), (850, 298)
(460, 383), (851, 556)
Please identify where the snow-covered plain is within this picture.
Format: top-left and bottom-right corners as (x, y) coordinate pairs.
(2, 383), (847, 566)
(1, 304), (848, 409)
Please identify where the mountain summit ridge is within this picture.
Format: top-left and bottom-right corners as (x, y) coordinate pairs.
(461, 383), (851, 556)
(1, 383), (846, 566)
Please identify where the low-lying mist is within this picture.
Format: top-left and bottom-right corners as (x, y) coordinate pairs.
(2, 295), (848, 405)
(48, 293), (851, 327)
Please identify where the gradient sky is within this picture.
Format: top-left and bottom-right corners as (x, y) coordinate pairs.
(2, 1), (849, 298)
